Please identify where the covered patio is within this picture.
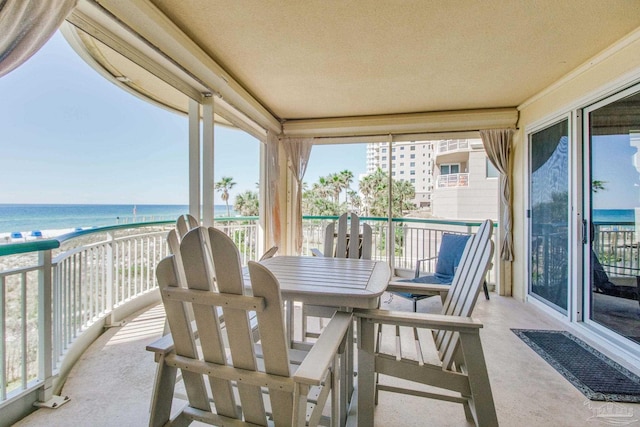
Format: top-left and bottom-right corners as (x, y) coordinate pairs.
(15, 294), (636, 427)
(3, 0), (640, 425)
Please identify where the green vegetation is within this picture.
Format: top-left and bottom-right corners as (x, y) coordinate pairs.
(312, 167), (415, 217)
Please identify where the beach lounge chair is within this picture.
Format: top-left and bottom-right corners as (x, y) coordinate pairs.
(148, 226), (352, 426)
(30, 230), (43, 239)
(356, 219), (497, 427)
(10, 232), (24, 241)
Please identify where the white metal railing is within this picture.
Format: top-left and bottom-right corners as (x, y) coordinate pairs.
(0, 218), (259, 419)
(301, 216), (494, 283)
(436, 139), (469, 154)
(436, 173), (469, 188)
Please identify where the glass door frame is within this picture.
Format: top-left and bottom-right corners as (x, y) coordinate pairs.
(581, 82), (640, 351)
(525, 113), (577, 317)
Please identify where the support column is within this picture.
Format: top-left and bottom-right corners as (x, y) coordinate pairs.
(202, 95), (215, 227)
(188, 98), (201, 222)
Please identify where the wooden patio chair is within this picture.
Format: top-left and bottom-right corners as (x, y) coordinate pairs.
(148, 226), (353, 426)
(355, 219), (498, 426)
(389, 229), (490, 312)
(311, 212), (372, 260)
(305, 213), (372, 340)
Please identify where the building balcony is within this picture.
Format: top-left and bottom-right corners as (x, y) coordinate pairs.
(436, 172), (469, 188)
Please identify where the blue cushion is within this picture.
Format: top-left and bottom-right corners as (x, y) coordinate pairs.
(434, 233), (471, 282)
(397, 273), (450, 298)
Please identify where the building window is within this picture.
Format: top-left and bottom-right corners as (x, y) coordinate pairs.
(410, 154), (415, 159)
(400, 146), (405, 150)
(410, 162), (415, 167)
(382, 156), (387, 161)
(400, 170), (405, 174)
(410, 170), (415, 175)
(392, 171), (395, 176)
(400, 154), (405, 158)
(382, 148), (387, 153)
(440, 164), (460, 175)
(410, 146), (416, 151)
(382, 164), (387, 168)
(400, 162), (404, 166)
(410, 178), (415, 183)
(392, 148), (396, 152)
(392, 156), (396, 160)
(486, 157), (499, 178)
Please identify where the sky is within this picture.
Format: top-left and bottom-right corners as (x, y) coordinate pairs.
(0, 31), (367, 205)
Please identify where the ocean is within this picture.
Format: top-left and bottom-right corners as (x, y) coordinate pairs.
(0, 204), (236, 235)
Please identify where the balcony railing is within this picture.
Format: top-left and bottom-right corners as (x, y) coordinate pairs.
(436, 172), (469, 188)
(436, 139), (469, 154)
(0, 217), (258, 419)
(0, 214), (525, 421)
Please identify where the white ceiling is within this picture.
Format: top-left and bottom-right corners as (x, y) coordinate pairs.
(146, 0), (640, 120)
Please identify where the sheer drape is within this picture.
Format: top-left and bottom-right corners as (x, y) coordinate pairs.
(480, 128), (515, 261)
(265, 131), (281, 248)
(283, 137), (313, 254)
(0, 0), (77, 78)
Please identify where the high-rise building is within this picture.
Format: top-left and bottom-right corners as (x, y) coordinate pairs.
(366, 140), (435, 208)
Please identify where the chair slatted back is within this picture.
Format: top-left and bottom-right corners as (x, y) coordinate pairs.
(176, 213), (199, 239)
(157, 226), (296, 426)
(433, 219), (493, 370)
(323, 213), (372, 260)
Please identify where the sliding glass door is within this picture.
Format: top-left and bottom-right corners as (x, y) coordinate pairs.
(529, 120), (569, 312)
(585, 87), (640, 343)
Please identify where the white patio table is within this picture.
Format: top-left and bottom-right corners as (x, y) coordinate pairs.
(249, 255), (390, 427)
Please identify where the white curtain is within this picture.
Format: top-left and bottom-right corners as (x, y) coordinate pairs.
(283, 137), (313, 254)
(0, 0), (77, 78)
(480, 128), (515, 261)
(265, 131), (281, 248)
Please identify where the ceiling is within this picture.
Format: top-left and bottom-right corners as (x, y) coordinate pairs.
(67, 0), (640, 135)
(149, 0), (640, 119)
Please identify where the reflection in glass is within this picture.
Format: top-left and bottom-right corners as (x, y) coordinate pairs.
(530, 120), (569, 311)
(589, 90), (640, 343)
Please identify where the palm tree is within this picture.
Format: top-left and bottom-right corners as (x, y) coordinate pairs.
(215, 176), (236, 217)
(338, 169), (354, 205)
(234, 190), (259, 216)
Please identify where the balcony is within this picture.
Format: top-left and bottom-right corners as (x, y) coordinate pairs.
(436, 173), (469, 189)
(13, 290), (635, 426)
(2, 216), (639, 425)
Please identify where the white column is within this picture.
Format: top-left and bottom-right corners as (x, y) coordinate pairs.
(202, 95), (215, 227)
(188, 98), (201, 222)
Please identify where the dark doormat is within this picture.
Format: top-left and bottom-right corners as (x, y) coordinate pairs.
(512, 329), (640, 402)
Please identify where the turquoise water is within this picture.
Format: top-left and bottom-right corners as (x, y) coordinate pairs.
(592, 209), (635, 224)
(0, 204), (236, 233)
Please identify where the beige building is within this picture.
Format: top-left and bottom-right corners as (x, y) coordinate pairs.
(366, 139), (498, 220)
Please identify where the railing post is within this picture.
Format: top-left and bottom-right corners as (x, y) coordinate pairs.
(106, 232), (115, 326)
(36, 249), (55, 406)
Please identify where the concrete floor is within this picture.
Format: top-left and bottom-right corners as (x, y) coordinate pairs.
(14, 293), (640, 427)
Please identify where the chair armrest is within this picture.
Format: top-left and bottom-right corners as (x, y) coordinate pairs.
(294, 311), (352, 386)
(310, 248), (324, 257)
(146, 334), (175, 354)
(355, 308), (483, 333)
(415, 256), (438, 278)
(387, 280), (449, 295)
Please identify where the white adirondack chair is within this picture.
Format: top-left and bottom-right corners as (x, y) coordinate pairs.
(305, 213), (373, 340)
(311, 212), (372, 260)
(355, 219), (498, 427)
(148, 226), (353, 426)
